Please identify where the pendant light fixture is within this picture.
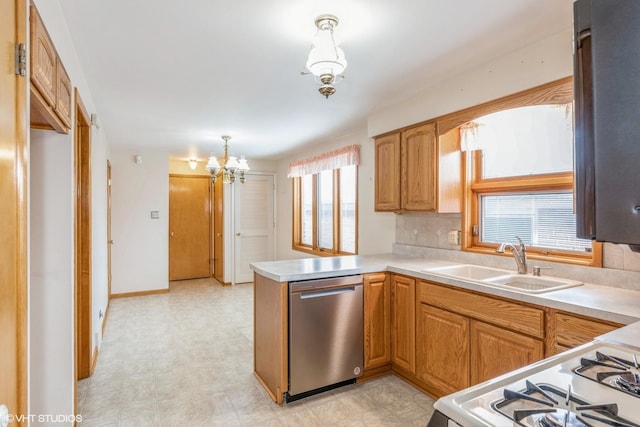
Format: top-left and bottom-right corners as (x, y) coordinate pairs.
(205, 136), (250, 184)
(303, 14), (347, 98)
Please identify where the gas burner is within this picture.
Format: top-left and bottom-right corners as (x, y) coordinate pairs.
(575, 351), (640, 398)
(492, 382), (640, 427)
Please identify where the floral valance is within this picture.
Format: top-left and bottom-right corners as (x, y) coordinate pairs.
(287, 144), (360, 178)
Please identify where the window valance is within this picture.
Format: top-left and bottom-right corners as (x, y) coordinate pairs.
(287, 144), (360, 178)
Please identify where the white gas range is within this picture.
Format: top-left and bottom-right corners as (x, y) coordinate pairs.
(428, 339), (640, 427)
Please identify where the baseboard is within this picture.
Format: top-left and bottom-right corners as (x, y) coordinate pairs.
(357, 363), (392, 383)
(110, 288), (169, 298)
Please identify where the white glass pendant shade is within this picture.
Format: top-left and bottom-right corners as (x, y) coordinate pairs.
(305, 30), (347, 77)
(226, 156), (239, 171)
(238, 155), (250, 172)
(205, 155), (221, 173)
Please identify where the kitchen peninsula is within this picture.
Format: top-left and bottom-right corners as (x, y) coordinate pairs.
(251, 252), (640, 405)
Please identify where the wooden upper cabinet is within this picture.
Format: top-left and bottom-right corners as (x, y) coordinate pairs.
(363, 273), (391, 370)
(374, 122), (461, 213)
(55, 61), (72, 128)
(374, 133), (401, 211)
(29, 4), (71, 133)
(402, 123), (437, 211)
(30, 8), (56, 106)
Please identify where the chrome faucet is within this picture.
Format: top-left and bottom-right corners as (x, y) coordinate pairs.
(496, 236), (528, 274)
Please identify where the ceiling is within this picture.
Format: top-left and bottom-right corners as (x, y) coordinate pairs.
(57, 0), (574, 162)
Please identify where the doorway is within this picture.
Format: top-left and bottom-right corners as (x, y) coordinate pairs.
(74, 89), (92, 380)
(169, 175), (211, 280)
(233, 174), (275, 283)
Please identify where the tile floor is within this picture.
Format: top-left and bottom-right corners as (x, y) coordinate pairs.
(78, 278), (435, 426)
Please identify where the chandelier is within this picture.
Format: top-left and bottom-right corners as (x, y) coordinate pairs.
(205, 136), (250, 184)
(304, 14), (347, 98)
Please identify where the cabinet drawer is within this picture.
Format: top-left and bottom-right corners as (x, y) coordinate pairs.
(418, 281), (544, 339)
(551, 311), (621, 348)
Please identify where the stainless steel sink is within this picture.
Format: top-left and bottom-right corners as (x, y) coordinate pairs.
(424, 264), (512, 281)
(424, 264), (583, 294)
(482, 274), (583, 294)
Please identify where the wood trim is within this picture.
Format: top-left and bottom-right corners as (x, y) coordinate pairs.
(90, 346), (98, 375)
(74, 88), (92, 381)
(469, 172), (573, 193)
(110, 289), (169, 298)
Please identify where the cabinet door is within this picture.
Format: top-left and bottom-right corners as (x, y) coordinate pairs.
(374, 133), (401, 211)
(55, 60), (72, 128)
(30, 5), (57, 107)
(547, 311), (621, 357)
(470, 321), (543, 385)
(391, 275), (415, 373)
(416, 304), (469, 396)
(363, 273), (391, 369)
(401, 123), (437, 211)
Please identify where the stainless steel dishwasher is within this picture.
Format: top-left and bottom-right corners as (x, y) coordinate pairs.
(287, 274), (363, 400)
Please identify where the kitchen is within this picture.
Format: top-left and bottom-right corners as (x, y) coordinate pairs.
(3, 0), (640, 426)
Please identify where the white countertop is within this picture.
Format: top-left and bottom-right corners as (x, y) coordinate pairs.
(250, 253), (640, 325)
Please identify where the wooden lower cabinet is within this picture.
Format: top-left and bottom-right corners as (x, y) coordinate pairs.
(470, 320), (544, 385)
(416, 303), (469, 395)
(363, 273), (391, 370)
(391, 275), (416, 374)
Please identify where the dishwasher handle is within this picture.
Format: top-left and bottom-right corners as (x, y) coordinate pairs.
(299, 286), (356, 300)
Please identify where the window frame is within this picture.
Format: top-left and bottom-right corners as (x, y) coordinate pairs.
(456, 77), (602, 267)
(292, 166), (358, 256)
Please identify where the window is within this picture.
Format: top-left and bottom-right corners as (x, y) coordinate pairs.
(459, 78), (601, 266)
(290, 146), (359, 256)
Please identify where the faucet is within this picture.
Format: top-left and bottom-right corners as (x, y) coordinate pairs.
(496, 236), (528, 274)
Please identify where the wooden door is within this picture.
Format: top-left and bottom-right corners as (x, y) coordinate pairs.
(363, 273), (391, 369)
(234, 175), (275, 283)
(416, 304), (469, 396)
(401, 123), (437, 211)
(213, 178), (224, 283)
(169, 175), (211, 280)
(391, 275), (415, 374)
(470, 321), (543, 385)
(374, 133), (401, 211)
(0, 0), (28, 421)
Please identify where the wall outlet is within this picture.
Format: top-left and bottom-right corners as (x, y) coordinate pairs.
(448, 230), (461, 245)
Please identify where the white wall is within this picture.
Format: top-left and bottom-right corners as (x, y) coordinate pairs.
(29, 130), (74, 424)
(111, 149), (169, 294)
(275, 127), (396, 260)
(368, 29), (573, 137)
(29, 1), (112, 423)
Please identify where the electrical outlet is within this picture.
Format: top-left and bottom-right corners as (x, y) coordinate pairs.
(448, 230), (461, 245)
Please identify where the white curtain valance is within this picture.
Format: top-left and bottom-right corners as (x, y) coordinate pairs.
(288, 144), (360, 178)
(460, 121), (486, 152)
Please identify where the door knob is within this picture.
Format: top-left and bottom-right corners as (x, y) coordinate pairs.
(108, 240), (114, 244)
(236, 232), (241, 236)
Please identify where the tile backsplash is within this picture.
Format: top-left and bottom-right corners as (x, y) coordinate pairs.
(395, 212), (640, 290)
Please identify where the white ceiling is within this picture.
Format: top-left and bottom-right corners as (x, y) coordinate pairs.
(57, 0), (574, 161)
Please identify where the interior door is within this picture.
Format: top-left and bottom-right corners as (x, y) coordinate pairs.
(169, 175), (211, 280)
(0, 0), (27, 420)
(234, 174), (275, 283)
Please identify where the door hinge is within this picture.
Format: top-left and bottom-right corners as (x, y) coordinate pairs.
(15, 43), (26, 77)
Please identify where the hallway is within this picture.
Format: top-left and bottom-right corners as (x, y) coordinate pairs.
(78, 279), (434, 426)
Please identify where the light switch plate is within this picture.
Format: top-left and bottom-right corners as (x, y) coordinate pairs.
(448, 230), (461, 245)
(150, 211), (160, 219)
